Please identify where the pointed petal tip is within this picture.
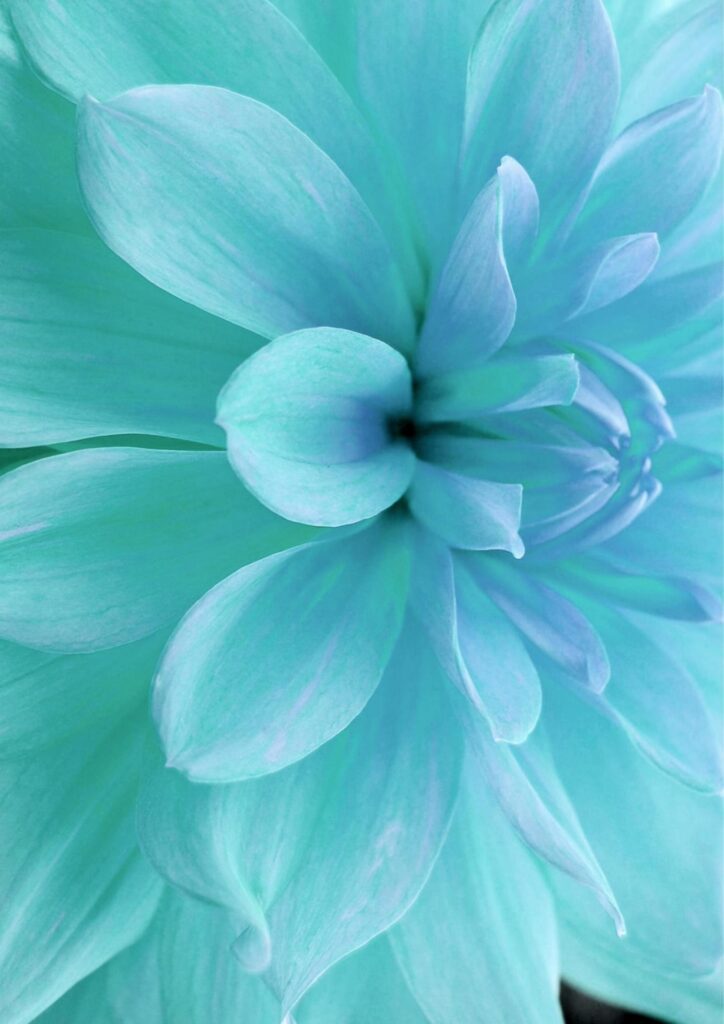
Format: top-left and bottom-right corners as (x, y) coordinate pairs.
(233, 921), (273, 974)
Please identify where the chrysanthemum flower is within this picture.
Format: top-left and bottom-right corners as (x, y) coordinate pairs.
(0, 0), (722, 1021)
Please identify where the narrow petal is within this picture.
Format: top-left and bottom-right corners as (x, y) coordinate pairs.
(498, 155), (540, 268)
(154, 520), (411, 781)
(408, 461), (524, 555)
(0, 450), (313, 652)
(569, 233), (661, 318)
(77, 85), (414, 347)
(217, 328), (414, 526)
(391, 772), (563, 1024)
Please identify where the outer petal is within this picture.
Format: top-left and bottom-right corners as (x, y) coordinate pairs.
(140, 619), (463, 1014)
(391, 772), (563, 1024)
(0, 449), (313, 652)
(0, 715), (162, 1024)
(154, 520), (411, 781)
(77, 85), (415, 347)
(463, 0), (619, 224)
(0, 229), (260, 446)
(217, 328), (414, 526)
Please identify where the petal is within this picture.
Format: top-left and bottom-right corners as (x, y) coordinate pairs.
(416, 353), (579, 422)
(415, 171), (515, 376)
(77, 85), (415, 348)
(140, 619), (463, 1014)
(217, 328), (415, 526)
(463, 0), (619, 224)
(0, 449), (313, 652)
(0, 229), (260, 446)
(568, 233), (661, 318)
(498, 155), (540, 268)
(0, 715), (162, 1023)
(154, 520), (411, 781)
(409, 462), (524, 555)
(11, 0), (422, 299)
(574, 87), (724, 243)
(391, 772), (563, 1024)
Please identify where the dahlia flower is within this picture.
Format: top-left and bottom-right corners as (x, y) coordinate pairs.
(0, 0), (722, 1021)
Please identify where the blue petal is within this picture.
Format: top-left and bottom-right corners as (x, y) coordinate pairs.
(154, 520), (411, 781)
(217, 328), (414, 526)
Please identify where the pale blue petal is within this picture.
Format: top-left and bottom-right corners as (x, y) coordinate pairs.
(140, 619), (463, 1015)
(415, 172), (515, 376)
(390, 772), (562, 1024)
(217, 328), (414, 526)
(0, 229), (260, 446)
(498, 155), (540, 268)
(0, 450), (313, 652)
(569, 233), (661, 317)
(0, 715), (162, 1023)
(154, 521), (411, 781)
(408, 461), (524, 555)
(463, 0), (619, 225)
(416, 354), (579, 423)
(77, 86), (415, 348)
(574, 87), (724, 243)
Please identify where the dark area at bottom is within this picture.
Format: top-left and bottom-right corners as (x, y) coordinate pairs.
(561, 983), (667, 1024)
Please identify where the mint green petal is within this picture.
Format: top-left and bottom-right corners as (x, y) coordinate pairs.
(0, 449), (312, 652)
(36, 890), (279, 1024)
(409, 461), (524, 556)
(0, 630), (164, 757)
(0, 11), (85, 231)
(545, 681), (722, 979)
(77, 86), (415, 348)
(154, 521), (411, 782)
(297, 937), (427, 1024)
(574, 87), (724, 243)
(0, 715), (162, 1024)
(0, 229), (260, 446)
(390, 773), (562, 1024)
(463, 0), (619, 225)
(141, 620), (463, 1015)
(11, 0), (422, 300)
(416, 172), (515, 376)
(416, 354), (579, 423)
(217, 328), (414, 526)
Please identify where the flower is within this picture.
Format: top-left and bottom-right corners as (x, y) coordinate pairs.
(0, 0), (721, 1022)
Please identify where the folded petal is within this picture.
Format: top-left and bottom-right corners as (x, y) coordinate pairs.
(0, 229), (260, 446)
(0, 715), (162, 1023)
(154, 520), (411, 781)
(140, 619), (463, 1014)
(217, 328), (415, 526)
(463, 0), (619, 224)
(391, 771), (563, 1024)
(408, 461), (524, 555)
(0, 449), (313, 652)
(77, 85), (414, 347)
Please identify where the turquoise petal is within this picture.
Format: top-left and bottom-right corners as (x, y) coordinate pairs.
(463, 0), (619, 226)
(391, 771), (563, 1024)
(408, 461), (524, 555)
(416, 170), (515, 376)
(0, 714), (162, 1023)
(0, 229), (260, 446)
(217, 328), (414, 526)
(154, 521), (411, 781)
(140, 619), (463, 1014)
(0, 449), (313, 652)
(77, 85), (415, 348)
(574, 87), (724, 243)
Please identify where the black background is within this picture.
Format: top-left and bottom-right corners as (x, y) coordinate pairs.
(562, 984), (667, 1024)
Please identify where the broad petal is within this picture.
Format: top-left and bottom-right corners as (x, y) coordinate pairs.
(574, 88), (724, 243)
(391, 773), (563, 1024)
(77, 85), (415, 348)
(0, 715), (162, 1023)
(217, 328), (414, 526)
(463, 0), (619, 225)
(416, 172), (515, 375)
(154, 520), (411, 781)
(0, 449), (313, 652)
(140, 619), (463, 1014)
(0, 229), (260, 446)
